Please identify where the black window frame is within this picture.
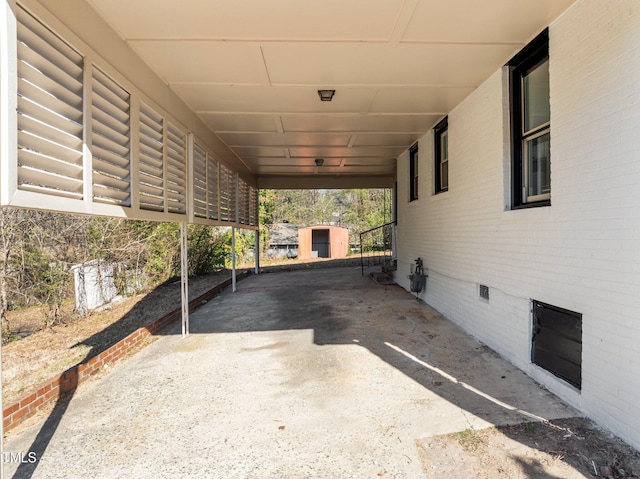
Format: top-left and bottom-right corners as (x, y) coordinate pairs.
(508, 29), (551, 209)
(409, 143), (419, 202)
(434, 117), (448, 194)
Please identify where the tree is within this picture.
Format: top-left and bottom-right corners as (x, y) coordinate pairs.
(0, 208), (29, 334)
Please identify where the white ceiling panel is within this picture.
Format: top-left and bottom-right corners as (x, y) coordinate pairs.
(84, 0), (577, 185)
(171, 84), (373, 113)
(279, 115), (442, 133)
(217, 132), (352, 148)
(230, 146), (287, 158)
(352, 134), (423, 147)
(287, 147), (406, 158)
(198, 114), (280, 133)
(128, 41), (264, 84)
(262, 43), (519, 86)
(402, 0), (576, 44)
(88, 0), (404, 41)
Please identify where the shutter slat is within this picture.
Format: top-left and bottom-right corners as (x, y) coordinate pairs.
(18, 113), (81, 151)
(140, 102), (163, 125)
(139, 171), (164, 188)
(18, 96), (82, 137)
(19, 130), (82, 167)
(93, 171), (130, 191)
(92, 106), (129, 137)
(92, 125), (130, 157)
(92, 155), (130, 179)
(19, 147), (82, 179)
(17, 60), (82, 110)
(16, 40), (82, 88)
(92, 185), (131, 204)
(93, 67), (129, 102)
(18, 76), (82, 123)
(17, 7), (83, 67)
(18, 164), (83, 193)
(139, 145), (163, 167)
(92, 94), (130, 128)
(92, 76), (129, 113)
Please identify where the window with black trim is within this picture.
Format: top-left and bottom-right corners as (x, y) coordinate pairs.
(409, 143), (418, 201)
(434, 117), (448, 194)
(509, 29), (550, 208)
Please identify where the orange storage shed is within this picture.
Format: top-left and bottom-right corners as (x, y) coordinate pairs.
(298, 226), (349, 260)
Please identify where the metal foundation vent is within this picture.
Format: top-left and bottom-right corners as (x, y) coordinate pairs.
(479, 284), (489, 300)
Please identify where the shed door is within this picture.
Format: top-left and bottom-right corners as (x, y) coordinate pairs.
(312, 229), (330, 258)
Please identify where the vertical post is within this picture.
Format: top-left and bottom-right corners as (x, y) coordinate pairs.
(254, 228), (260, 275)
(181, 222), (189, 337)
(360, 231), (364, 276)
(0, 310), (3, 479)
(0, 6), (18, 474)
(231, 226), (237, 292)
(0, 1), (18, 208)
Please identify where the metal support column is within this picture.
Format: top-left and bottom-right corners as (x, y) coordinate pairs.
(180, 222), (189, 338)
(1, 320), (3, 479)
(254, 229), (260, 274)
(231, 226), (237, 292)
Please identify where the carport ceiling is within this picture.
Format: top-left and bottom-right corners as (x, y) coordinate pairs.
(86, 0), (575, 184)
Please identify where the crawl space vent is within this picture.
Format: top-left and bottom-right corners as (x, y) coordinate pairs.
(479, 284), (489, 300)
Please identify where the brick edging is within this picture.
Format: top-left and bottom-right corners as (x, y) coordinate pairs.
(3, 271), (249, 432)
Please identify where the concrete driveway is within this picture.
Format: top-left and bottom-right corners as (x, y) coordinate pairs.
(4, 265), (577, 478)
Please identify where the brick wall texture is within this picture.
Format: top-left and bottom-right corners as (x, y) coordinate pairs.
(395, 0), (640, 449)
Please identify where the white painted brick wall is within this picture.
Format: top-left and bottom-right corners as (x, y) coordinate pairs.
(396, 0), (640, 449)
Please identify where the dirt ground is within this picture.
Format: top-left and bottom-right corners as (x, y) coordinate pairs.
(2, 270), (231, 405)
(418, 417), (640, 479)
(3, 258), (640, 478)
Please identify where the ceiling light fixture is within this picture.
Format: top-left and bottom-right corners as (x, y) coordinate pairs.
(317, 89), (335, 102)
(315, 158), (324, 166)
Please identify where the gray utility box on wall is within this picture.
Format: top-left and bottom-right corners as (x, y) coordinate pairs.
(408, 257), (426, 293)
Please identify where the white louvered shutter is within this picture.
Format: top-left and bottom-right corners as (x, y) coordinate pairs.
(249, 186), (258, 226)
(192, 143), (207, 218)
(91, 67), (131, 206)
(16, 7), (84, 199)
(219, 164), (231, 222)
(166, 122), (186, 214)
(238, 179), (248, 225)
(138, 102), (164, 211)
(206, 153), (219, 220)
(229, 170), (237, 223)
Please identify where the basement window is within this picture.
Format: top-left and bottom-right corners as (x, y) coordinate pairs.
(409, 144), (419, 201)
(509, 29), (550, 208)
(531, 300), (582, 389)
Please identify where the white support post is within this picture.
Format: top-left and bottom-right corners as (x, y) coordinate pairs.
(232, 225), (237, 292)
(1, 0), (17, 208)
(180, 222), (189, 337)
(254, 229), (260, 274)
(0, 5), (17, 474)
(186, 134), (195, 224)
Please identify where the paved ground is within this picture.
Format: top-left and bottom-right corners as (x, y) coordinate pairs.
(4, 266), (578, 478)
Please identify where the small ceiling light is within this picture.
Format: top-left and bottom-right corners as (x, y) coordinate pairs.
(315, 158), (324, 166)
(317, 89), (335, 102)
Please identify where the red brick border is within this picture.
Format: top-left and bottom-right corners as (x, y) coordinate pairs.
(3, 271), (249, 432)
